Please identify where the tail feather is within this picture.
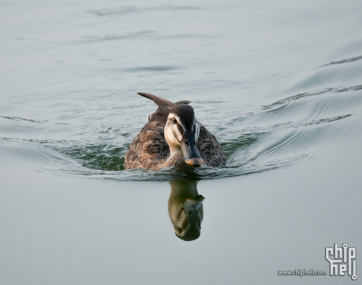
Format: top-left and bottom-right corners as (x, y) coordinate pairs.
(137, 92), (175, 108)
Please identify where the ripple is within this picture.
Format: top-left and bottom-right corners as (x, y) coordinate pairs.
(45, 155), (307, 182)
(88, 5), (201, 17)
(264, 84), (362, 111)
(320, 55), (362, 67)
(89, 7), (138, 17)
(0, 138), (75, 167)
(80, 31), (153, 43)
(123, 66), (180, 72)
(0, 116), (48, 124)
(55, 143), (126, 171)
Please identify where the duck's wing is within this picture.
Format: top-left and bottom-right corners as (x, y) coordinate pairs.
(124, 120), (170, 170)
(137, 92), (190, 124)
(197, 125), (227, 167)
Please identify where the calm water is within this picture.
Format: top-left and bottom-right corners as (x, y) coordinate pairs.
(1, 0), (362, 284)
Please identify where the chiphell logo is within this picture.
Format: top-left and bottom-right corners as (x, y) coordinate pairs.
(326, 243), (357, 280)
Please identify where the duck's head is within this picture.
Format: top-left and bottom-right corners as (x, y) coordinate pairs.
(165, 104), (204, 167)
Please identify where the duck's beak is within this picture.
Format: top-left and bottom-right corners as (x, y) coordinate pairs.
(180, 132), (204, 167)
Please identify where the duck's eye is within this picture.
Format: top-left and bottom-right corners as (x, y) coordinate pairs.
(173, 119), (177, 124)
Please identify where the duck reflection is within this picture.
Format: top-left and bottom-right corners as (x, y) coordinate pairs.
(168, 180), (204, 241)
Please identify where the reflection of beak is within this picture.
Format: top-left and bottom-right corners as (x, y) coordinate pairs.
(184, 195), (205, 222)
(181, 132), (204, 167)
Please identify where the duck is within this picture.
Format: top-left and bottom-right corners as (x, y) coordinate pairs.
(124, 92), (226, 170)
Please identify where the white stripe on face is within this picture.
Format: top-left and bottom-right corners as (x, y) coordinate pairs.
(194, 120), (200, 141)
(191, 119), (195, 132)
(166, 114), (183, 144)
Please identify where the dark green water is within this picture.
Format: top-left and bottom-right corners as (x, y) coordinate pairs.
(1, 0), (362, 284)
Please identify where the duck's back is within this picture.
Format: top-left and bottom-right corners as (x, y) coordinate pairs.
(197, 125), (226, 167)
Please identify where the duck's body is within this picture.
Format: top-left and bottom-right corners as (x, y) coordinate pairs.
(124, 92), (226, 170)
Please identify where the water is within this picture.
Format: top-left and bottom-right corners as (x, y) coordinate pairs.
(1, 0), (362, 284)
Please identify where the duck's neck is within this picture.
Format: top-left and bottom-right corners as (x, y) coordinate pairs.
(159, 146), (184, 169)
